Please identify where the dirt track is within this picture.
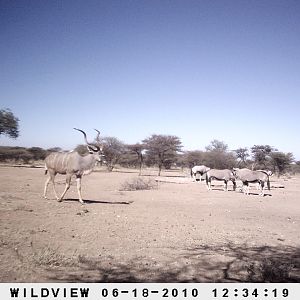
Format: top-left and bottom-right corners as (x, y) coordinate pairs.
(0, 166), (299, 282)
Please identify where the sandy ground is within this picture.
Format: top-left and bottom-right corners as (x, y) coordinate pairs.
(0, 165), (299, 282)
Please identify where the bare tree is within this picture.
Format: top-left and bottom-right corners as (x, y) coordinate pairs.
(143, 134), (182, 176)
(234, 147), (249, 167)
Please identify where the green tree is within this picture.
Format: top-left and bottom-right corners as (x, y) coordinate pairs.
(0, 109), (19, 139)
(0, 146), (33, 163)
(291, 160), (300, 174)
(181, 150), (205, 168)
(204, 140), (236, 169)
(143, 134), (182, 176)
(127, 143), (145, 175)
(74, 144), (89, 155)
(101, 136), (126, 171)
(205, 139), (228, 152)
(46, 147), (63, 153)
(27, 147), (47, 160)
(251, 145), (275, 169)
(270, 152), (294, 176)
(203, 150), (236, 169)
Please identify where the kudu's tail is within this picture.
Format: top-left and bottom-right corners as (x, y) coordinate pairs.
(44, 165), (48, 175)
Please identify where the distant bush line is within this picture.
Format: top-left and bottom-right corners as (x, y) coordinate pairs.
(0, 142), (299, 176)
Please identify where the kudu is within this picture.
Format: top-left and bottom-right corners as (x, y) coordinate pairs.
(44, 128), (103, 204)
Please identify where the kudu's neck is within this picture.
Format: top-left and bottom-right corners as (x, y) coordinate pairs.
(81, 153), (98, 171)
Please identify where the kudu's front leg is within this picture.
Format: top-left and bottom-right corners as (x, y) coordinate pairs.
(76, 175), (84, 204)
(59, 174), (72, 202)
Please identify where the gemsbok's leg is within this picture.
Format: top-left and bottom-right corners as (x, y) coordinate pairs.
(192, 172), (196, 181)
(59, 174), (72, 202)
(207, 178), (211, 190)
(199, 173), (203, 183)
(242, 182), (249, 195)
(232, 180), (236, 191)
(260, 181), (265, 196)
(76, 175), (84, 204)
(223, 180), (228, 191)
(246, 183), (250, 195)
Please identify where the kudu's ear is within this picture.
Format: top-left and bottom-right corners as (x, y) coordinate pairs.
(87, 145), (98, 153)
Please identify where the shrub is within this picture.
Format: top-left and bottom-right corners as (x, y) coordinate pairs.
(246, 258), (294, 282)
(120, 177), (157, 191)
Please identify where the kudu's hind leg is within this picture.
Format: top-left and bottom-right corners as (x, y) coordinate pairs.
(44, 172), (59, 200)
(76, 175), (84, 204)
(44, 176), (51, 199)
(59, 174), (72, 202)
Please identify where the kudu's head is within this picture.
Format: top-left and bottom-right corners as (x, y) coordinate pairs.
(73, 128), (104, 162)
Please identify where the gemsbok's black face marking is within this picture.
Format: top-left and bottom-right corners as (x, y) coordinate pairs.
(44, 128), (103, 204)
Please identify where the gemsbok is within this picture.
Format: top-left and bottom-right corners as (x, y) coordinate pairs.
(232, 168), (270, 196)
(191, 165), (210, 182)
(44, 128), (103, 204)
(205, 169), (236, 191)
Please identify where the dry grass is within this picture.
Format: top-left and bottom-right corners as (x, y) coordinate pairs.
(119, 177), (158, 191)
(29, 246), (77, 267)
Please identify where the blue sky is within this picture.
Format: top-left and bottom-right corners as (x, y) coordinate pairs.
(1, 0), (299, 159)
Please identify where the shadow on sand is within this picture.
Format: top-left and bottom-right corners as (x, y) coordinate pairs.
(47, 243), (300, 283)
(62, 198), (133, 205)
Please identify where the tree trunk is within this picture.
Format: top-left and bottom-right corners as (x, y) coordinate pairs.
(138, 154), (143, 176)
(158, 164), (162, 176)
